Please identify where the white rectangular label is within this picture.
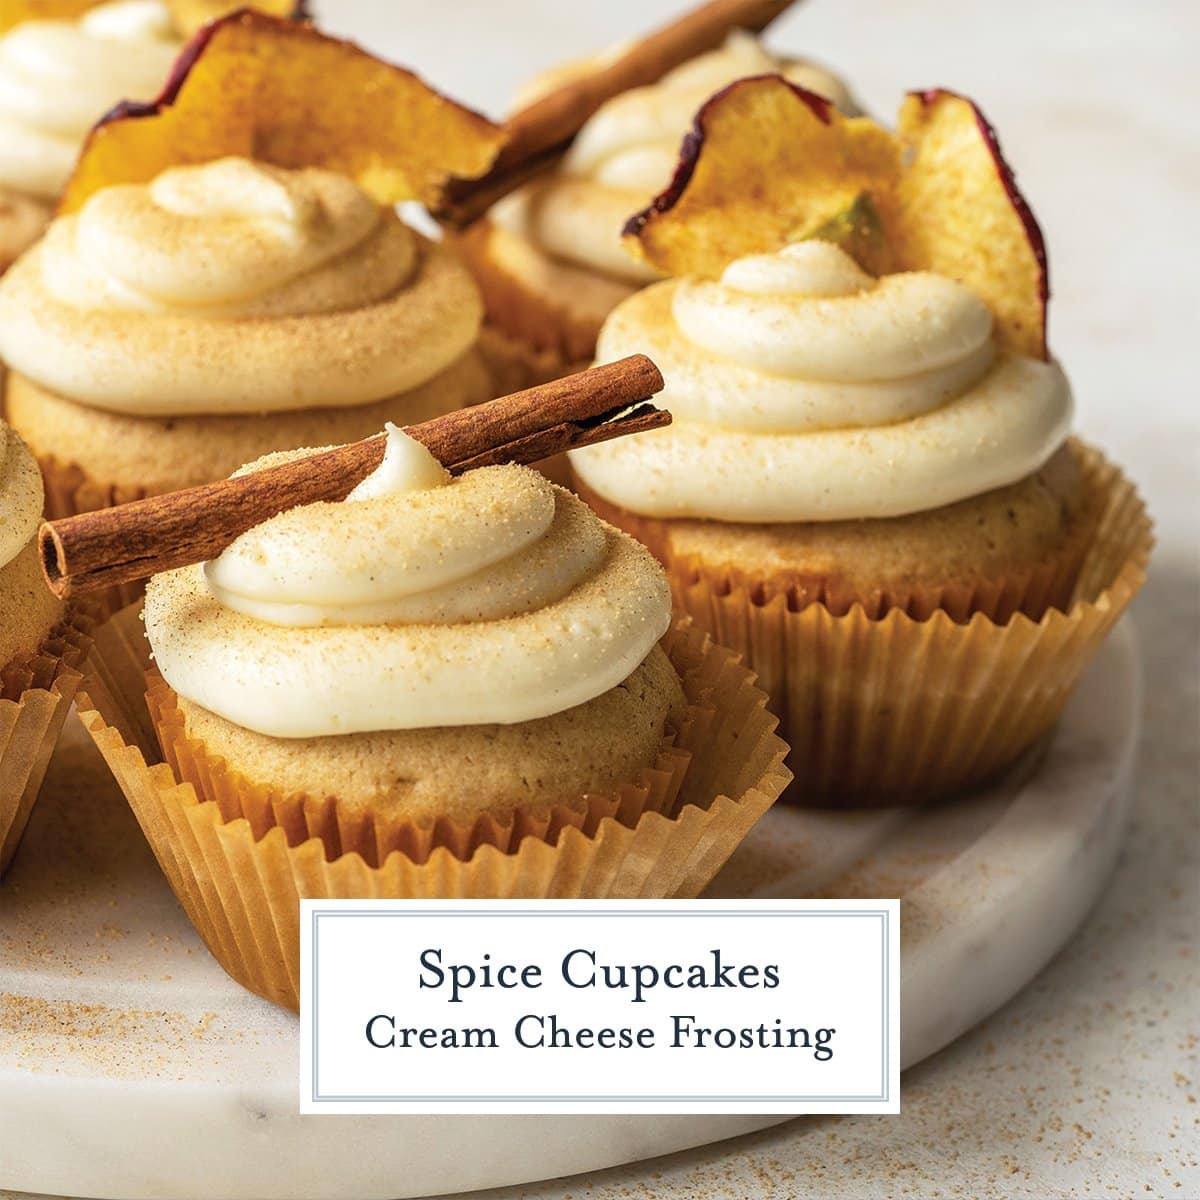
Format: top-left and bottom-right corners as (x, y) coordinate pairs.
(300, 899), (899, 1115)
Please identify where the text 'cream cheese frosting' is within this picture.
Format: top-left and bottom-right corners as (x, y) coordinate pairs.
(146, 428), (673, 738)
(0, 157), (483, 415)
(570, 241), (1073, 522)
(491, 32), (858, 285)
(0, 420), (43, 569)
(0, 1), (180, 200)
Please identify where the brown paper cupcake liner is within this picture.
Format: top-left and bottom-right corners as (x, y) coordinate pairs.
(37, 449), (148, 521)
(0, 611), (93, 876)
(148, 677), (696, 869)
(579, 441), (1151, 807)
(77, 608), (790, 1009)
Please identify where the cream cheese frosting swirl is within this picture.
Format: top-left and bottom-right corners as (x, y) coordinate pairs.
(0, 1), (180, 200)
(0, 158), (483, 415)
(570, 241), (1073, 521)
(492, 32), (857, 284)
(0, 420), (43, 569)
(146, 428), (673, 738)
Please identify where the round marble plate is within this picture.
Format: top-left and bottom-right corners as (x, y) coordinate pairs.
(0, 621), (1140, 1200)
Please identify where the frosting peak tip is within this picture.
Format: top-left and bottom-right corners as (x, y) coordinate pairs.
(347, 424), (450, 502)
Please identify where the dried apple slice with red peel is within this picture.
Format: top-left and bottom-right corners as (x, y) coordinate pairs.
(624, 75), (899, 281)
(59, 10), (505, 214)
(624, 75), (1049, 360)
(893, 89), (1048, 359)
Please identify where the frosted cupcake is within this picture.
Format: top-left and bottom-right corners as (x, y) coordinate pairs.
(0, 11), (504, 519)
(0, 419), (88, 875)
(0, 158), (489, 513)
(453, 31), (857, 390)
(0, 0), (182, 270)
(571, 79), (1152, 805)
(78, 426), (789, 1008)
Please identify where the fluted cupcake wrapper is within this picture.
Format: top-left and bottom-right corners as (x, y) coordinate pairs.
(0, 614), (92, 876)
(78, 609), (790, 1009)
(579, 441), (1152, 807)
(149, 676), (697, 869)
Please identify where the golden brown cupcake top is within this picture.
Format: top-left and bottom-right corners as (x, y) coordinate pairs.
(145, 428), (672, 738)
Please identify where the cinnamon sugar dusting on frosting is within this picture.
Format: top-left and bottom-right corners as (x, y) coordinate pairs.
(0, 159), (483, 416)
(146, 457), (672, 737)
(570, 242), (1073, 522)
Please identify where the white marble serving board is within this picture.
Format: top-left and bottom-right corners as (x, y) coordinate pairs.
(0, 620), (1139, 1200)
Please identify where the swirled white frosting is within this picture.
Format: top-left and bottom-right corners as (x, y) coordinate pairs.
(492, 32), (857, 284)
(570, 241), (1073, 521)
(0, 420), (43, 569)
(146, 429), (672, 737)
(0, 157), (483, 415)
(0, 1), (179, 199)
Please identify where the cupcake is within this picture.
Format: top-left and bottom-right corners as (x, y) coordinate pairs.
(0, 11), (505, 520)
(77, 424), (789, 1008)
(0, 418), (89, 875)
(452, 31), (858, 392)
(571, 78), (1152, 806)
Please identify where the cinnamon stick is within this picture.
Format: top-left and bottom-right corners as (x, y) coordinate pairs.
(40, 355), (667, 598)
(436, 0), (801, 226)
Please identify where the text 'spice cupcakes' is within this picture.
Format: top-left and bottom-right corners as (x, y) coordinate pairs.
(451, 31), (857, 391)
(0, 419), (89, 876)
(571, 78), (1152, 806)
(0, 11), (505, 522)
(79, 427), (789, 1008)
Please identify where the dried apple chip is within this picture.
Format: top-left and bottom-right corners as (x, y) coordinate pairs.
(624, 75), (899, 280)
(798, 190), (893, 278)
(59, 10), (504, 213)
(624, 75), (1049, 359)
(893, 89), (1048, 359)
